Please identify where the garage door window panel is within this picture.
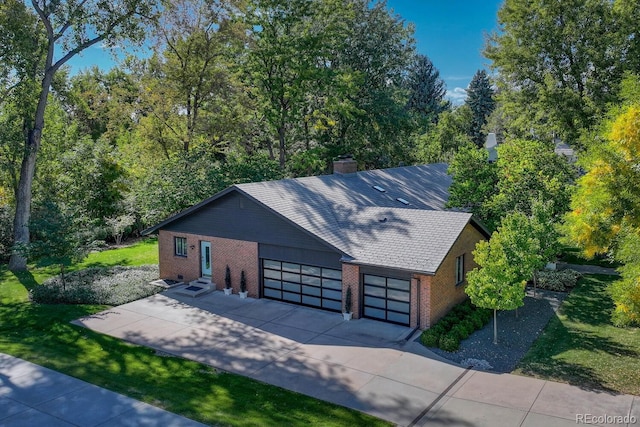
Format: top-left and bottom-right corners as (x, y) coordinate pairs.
(363, 274), (411, 325)
(262, 259), (342, 311)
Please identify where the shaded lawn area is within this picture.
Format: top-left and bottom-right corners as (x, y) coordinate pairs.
(0, 239), (390, 427)
(558, 247), (621, 269)
(514, 274), (640, 396)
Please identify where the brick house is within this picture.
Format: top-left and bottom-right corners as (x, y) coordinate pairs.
(143, 157), (489, 329)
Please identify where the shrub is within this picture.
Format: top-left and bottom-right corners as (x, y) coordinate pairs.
(429, 323), (447, 337)
(31, 265), (162, 305)
(453, 301), (473, 318)
(450, 324), (469, 341)
(470, 311), (485, 329)
(461, 319), (476, 336)
(419, 301), (494, 352)
(439, 333), (460, 352)
(610, 276), (640, 327)
(536, 269), (582, 292)
(478, 307), (493, 324)
(438, 316), (454, 331)
(420, 328), (441, 347)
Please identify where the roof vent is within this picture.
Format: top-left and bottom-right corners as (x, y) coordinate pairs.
(373, 185), (386, 192)
(379, 217), (387, 223)
(396, 197), (409, 205)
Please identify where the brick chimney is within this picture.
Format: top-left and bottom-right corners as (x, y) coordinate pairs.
(333, 154), (357, 174)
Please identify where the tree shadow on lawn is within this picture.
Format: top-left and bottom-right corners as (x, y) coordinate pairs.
(1, 267), (38, 291)
(560, 282), (613, 326)
(515, 315), (639, 394)
(0, 300), (387, 427)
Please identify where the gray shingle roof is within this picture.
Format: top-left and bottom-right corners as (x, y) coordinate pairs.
(144, 163), (484, 274)
(235, 163), (475, 274)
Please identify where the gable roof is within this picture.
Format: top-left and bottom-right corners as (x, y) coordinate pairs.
(144, 163), (488, 274)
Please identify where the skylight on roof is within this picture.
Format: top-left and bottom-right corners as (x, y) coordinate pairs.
(373, 185), (386, 192)
(396, 197), (409, 205)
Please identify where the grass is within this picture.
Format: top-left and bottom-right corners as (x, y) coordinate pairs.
(558, 247), (621, 269)
(0, 238), (390, 427)
(514, 274), (640, 395)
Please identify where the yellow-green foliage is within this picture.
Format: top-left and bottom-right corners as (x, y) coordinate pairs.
(564, 100), (640, 326)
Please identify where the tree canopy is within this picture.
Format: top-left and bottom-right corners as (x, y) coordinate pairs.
(485, 0), (639, 145)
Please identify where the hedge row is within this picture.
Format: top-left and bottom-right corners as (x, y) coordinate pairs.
(535, 269), (582, 292)
(420, 300), (492, 352)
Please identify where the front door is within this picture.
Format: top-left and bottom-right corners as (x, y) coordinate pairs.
(200, 241), (212, 277)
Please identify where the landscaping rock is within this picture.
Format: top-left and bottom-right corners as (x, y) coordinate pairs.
(421, 288), (566, 373)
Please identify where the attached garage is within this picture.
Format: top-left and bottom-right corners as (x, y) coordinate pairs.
(145, 160), (490, 330)
(261, 259), (343, 312)
(363, 274), (411, 325)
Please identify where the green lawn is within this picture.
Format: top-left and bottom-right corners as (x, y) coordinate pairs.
(514, 274), (640, 395)
(558, 247), (621, 269)
(0, 239), (390, 427)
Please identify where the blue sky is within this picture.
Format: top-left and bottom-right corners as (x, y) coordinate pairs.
(386, 0), (503, 104)
(68, 1), (503, 104)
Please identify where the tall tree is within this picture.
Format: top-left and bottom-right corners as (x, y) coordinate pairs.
(563, 92), (640, 325)
(446, 143), (497, 225)
(246, 0), (352, 168)
(322, 0), (416, 168)
(5, 0), (158, 271)
(416, 105), (472, 163)
(485, 0), (629, 144)
(488, 138), (574, 224)
(406, 54), (448, 125)
(147, 0), (249, 154)
(465, 69), (495, 148)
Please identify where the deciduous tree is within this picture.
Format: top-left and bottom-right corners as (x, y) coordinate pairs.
(6, 0), (158, 271)
(466, 213), (530, 344)
(485, 0), (629, 144)
(563, 92), (640, 325)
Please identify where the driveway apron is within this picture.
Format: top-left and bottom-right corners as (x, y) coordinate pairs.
(73, 289), (638, 427)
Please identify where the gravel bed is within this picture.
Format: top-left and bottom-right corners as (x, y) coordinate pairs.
(421, 288), (567, 373)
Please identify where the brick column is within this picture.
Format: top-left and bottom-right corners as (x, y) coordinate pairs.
(342, 263), (360, 318)
(410, 277), (419, 328)
(419, 274), (432, 329)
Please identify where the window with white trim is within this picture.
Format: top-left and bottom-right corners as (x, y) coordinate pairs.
(455, 254), (465, 285)
(175, 237), (187, 257)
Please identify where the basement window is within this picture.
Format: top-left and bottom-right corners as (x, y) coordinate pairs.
(396, 197), (409, 205)
(373, 185), (386, 192)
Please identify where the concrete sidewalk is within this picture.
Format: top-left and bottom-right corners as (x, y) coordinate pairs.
(0, 353), (205, 427)
(73, 290), (639, 427)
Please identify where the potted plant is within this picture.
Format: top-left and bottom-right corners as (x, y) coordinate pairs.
(343, 286), (352, 321)
(239, 270), (248, 299)
(224, 265), (232, 295)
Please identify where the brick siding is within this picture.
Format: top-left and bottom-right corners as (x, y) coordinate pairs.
(341, 263), (360, 318)
(421, 223), (485, 328)
(158, 230), (259, 297)
(158, 221), (485, 327)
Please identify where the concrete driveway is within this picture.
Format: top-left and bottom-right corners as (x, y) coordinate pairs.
(73, 289), (639, 427)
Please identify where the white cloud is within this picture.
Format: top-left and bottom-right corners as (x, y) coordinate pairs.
(445, 75), (472, 81)
(446, 87), (467, 105)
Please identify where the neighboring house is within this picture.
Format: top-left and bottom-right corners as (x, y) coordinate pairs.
(485, 132), (498, 163)
(554, 140), (577, 163)
(143, 156), (489, 329)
